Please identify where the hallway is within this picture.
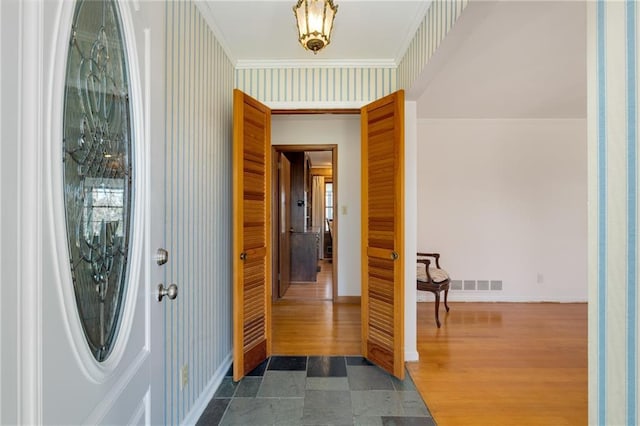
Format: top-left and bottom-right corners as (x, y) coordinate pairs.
(280, 260), (334, 301)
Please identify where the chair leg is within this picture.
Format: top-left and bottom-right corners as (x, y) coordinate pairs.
(434, 291), (441, 328)
(444, 289), (450, 312)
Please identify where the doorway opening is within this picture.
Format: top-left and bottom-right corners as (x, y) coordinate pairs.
(271, 145), (338, 302)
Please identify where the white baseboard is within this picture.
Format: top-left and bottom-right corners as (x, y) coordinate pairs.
(417, 292), (587, 303)
(405, 350), (419, 362)
(182, 352), (233, 425)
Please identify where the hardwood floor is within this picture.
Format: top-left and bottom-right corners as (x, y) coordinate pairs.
(280, 259), (333, 301)
(271, 301), (587, 425)
(272, 300), (361, 355)
(409, 302), (587, 426)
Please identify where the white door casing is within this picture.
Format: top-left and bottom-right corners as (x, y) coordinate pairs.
(18, 1), (165, 423)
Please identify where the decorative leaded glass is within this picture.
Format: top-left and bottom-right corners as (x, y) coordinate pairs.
(62, 0), (133, 362)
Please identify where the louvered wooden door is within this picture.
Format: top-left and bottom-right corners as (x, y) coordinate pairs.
(361, 90), (405, 379)
(233, 90), (271, 381)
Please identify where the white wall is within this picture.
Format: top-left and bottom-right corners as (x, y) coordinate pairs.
(404, 102), (418, 362)
(417, 118), (587, 302)
(272, 115), (361, 297)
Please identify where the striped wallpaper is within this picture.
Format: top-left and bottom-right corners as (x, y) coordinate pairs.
(234, 1), (470, 104)
(397, 0), (469, 91)
(164, 2), (234, 425)
(234, 67), (396, 104)
(589, 1), (639, 425)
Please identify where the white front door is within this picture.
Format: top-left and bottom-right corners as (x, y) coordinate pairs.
(13, 1), (167, 424)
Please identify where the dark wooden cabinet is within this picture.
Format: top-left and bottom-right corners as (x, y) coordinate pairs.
(290, 232), (319, 282)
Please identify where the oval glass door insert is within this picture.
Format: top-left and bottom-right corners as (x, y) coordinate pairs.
(62, 0), (133, 362)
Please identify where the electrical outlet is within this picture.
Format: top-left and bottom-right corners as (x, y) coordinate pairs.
(181, 364), (188, 390)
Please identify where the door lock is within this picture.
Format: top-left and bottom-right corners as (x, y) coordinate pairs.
(155, 248), (169, 266)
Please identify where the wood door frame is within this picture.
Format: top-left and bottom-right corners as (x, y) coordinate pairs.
(276, 152), (292, 298)
(271, 144), (338, 302)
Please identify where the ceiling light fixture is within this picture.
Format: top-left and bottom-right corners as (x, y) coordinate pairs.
(293, 0), (338, 54)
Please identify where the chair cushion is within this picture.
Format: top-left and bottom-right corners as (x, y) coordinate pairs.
(416, 263), (449, 283)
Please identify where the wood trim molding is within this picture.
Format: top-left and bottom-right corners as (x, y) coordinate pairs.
(271, 144), (338, 302)
(335, 296), (361, 304)
(310, 167), (332, 177)
(331, 146), (338, 303)
(272, 108), (359, 115)
(272, 144), (336, 152)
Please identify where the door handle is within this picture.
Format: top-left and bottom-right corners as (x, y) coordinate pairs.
(157, 283), (178, 301)
(390, 251), (399, 261)
(240, 252), (247, 261)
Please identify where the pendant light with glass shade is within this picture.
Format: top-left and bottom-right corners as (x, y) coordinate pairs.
(293, 0), (338, 54)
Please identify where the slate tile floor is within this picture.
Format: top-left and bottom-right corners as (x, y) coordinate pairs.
(197, 356), (435, 426)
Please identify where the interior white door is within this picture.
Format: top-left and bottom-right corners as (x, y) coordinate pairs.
(26, 1), (166, 424)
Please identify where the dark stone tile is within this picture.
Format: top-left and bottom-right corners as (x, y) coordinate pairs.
(399, 391), (431, 417)
(267, 355), (307, 371)
(347, 366), (395, 390)
(306, 377), (350, 391)
(213, 377), (238, 398)
(257, 371), (306, 397)
(196, 398), (230, 426)
(391, 372), (417, 391)
(234, 377), (262, 397)
(220, 397), (303, 426)
(212, 355), (436, 426)
(225, 364), (233, 377)
(346, 356), (374, 366)
(307, 356), (347, 377)
(246, 358), (269, 376)
(351, 390), (403, 417)
(381, 416), (436, 426)
(302, 390), (352, 425)
(353, 415), (384, 425)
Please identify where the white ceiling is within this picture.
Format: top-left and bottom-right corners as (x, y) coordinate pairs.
(306, 150), (333, 167)
(199, 0), (586, 119)
(198, 0), (430, 66)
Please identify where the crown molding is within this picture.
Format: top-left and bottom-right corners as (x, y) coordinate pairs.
(194, 1), (237, 65)
(235, 58), (397, 70)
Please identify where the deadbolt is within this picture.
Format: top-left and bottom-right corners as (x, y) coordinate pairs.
(155, 248), (169, 266)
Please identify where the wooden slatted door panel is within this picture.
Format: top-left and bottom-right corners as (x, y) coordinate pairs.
(233, 89), (271, 381)
(361, 90), (405, 379)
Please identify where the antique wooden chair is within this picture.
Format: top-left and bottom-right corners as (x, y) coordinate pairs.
(416, 252), (451, 328)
